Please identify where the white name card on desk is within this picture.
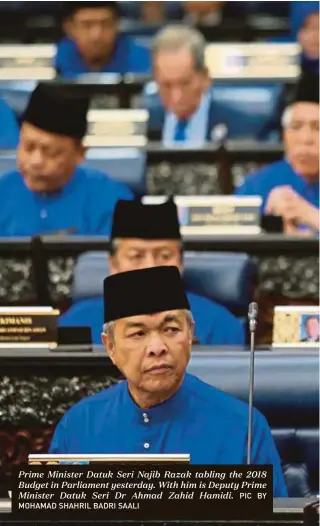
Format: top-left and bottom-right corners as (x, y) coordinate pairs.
(143, 196), (262, 235)
(205, 43), (301, 80)
(272, 306), (320, 348)
(0, 45), (55, 80)
(0, 307), (59, 348)
(28, 454), (190, 465)
(84, 109), (149, 147)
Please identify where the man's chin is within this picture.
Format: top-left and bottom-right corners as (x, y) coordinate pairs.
(142, 371), (179, 393)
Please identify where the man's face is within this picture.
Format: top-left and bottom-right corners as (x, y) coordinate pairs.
(67, 8), (118, 64)
(306, 317), (319, 339)
(103, 310), (193, 398)
(17, 122), (84, 192)
(284, 102), (319, 179)
(184, 1), (224, 17)
(298, 13), (319, 60)
(153, 48), (210, 120)
(109, 239), (182, 274)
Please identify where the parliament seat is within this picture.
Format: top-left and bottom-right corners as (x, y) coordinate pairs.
(0, 80), (36, 120)
(72, 250), (256, 320)
(188, 351), (319, 498)
(85, 148), (146, 196)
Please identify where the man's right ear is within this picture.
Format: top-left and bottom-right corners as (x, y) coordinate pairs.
(101, 332), (115, 363)
(108, 255), (117, 276)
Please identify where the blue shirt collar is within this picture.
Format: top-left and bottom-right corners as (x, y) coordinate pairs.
(122, 373), (190, 425)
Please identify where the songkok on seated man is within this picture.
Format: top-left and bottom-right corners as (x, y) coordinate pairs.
(0, 83), (132, 237)
(50, 265), (287, 498)
(59, 197), (245, 345)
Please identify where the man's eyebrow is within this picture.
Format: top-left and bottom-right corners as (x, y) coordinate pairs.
(124, 322), (146, 331)
(161, 315), (182, 325)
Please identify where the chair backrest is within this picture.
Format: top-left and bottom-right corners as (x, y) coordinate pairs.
(0, 151), (16, 175)
(210, 82), (284, 141)
(72, 251), (256, 316)
(84, 147), (146, 196)
(0, 80), (36, 119)
(188, 350), (319, 497)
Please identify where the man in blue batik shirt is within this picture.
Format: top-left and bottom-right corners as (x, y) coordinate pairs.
(0, 83), (133, 237)
(236, 73), (319, 236)
(51, 265), (288, 497)
(55, 2), (151, 77)
(59, 198), (244, 346)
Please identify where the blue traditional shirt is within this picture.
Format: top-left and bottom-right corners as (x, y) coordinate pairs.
(50, 372), (287, 497)
(0, 165), (133, 236)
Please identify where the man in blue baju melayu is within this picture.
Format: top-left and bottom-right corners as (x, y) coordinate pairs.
(59, 198), (244, 346)
(0, 83), (132, 237)
(51, 265), (287, 497)
(236, 73), (319, 236)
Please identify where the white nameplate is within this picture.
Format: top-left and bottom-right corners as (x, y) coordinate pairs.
(143, 196), (262, 235)
(84, 109), (149, 147)
(29, 454), (190, 464)
(205, 43), (301, 79)
(272, 306), (320, 348)
(0, 45), (55, 80)
(0, 307), (59, 348)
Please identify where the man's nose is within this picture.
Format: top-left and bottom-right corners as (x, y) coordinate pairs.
(143, 254), (157, 269)
(171, 87), (183, 105)
(90, 24), (104, 40)
(28, 149), (43, 167)
(298, 125), (314, 143)
(146, 333), (167, 357)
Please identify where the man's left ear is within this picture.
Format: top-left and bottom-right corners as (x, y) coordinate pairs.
(188, 324), (195, 347)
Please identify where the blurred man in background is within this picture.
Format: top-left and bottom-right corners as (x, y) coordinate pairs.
(236, 74), (319, 236)
(148, 25), (212, 144)
(0, 83), (133, 237)
(60, 199), (245, 346)
(147, 25), (276, 144)
(141, 1), (166, 23)
(183, 1), (226, 26)
(0, 98), (19, 149)
(291, 1), (319, 74)
(55, 1), (151, 77)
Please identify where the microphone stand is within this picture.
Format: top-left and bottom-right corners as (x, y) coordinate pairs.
(247, 315), (257, 465)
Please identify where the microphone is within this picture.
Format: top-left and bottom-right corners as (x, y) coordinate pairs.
(247, 302), (259, 465)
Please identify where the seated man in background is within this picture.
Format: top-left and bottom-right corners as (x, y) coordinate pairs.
(0, 98), (19, 149)
(0, 83), (133, 237)
(60, 198), (245, 346)
(147, 25), (275, 144)
(52, 265), (287, 497)
(140, 1), (166, 23)
(55, 1), (151, 77)
(291, 1), (319, 74)
(236, 73), (319, 236)
(270, 1), (319, 74)
(183, 1), (237, 26)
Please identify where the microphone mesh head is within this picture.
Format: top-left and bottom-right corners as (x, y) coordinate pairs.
(248, 302), (259, 320)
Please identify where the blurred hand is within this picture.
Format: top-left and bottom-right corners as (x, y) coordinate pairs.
(266, 186), (319, 234)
